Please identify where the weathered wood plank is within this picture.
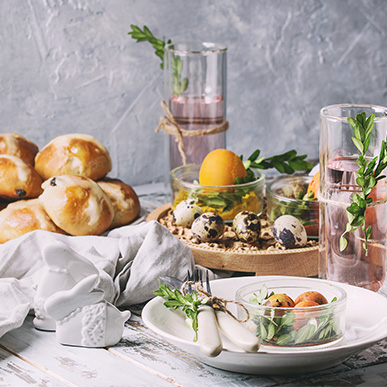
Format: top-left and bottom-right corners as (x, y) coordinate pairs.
(111, 314), (277, 387)
(0, 346), (66, 386)
(0, 316), (171, 386)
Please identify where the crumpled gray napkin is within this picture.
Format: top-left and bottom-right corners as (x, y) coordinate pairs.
(0, 220), (194, 339)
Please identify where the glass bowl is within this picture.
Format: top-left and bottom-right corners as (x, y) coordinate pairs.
(266, 175), (319, 239)
(170, 164), (265, 221)
(235, 277), (347, 349)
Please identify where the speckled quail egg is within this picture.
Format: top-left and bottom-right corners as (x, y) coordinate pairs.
(232, 211), (261, 243)
(272, 215), (307, 248)
(173, 200), (203, 228)
(191, 212), (225, 243)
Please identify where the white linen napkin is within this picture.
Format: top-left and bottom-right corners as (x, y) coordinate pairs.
(0, 220), (194, 339)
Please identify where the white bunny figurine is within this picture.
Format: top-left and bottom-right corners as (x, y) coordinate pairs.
(33, 241), (99, 331)
(44, 274), (131, 348)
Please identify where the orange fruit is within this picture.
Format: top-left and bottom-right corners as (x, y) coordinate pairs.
(307, 172), (319, 198)
(199, 149), (247, 186)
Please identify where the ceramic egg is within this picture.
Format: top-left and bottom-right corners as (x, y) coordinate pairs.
(272, 215), (307, 248)
(191, 212), (224, 243)
(233, 211), (261, 243)
(173, 200), (203, 228)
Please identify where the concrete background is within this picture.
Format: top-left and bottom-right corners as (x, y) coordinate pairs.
(1, 0), (386, 186)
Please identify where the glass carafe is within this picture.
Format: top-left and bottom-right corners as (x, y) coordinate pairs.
(319, 104), (387, 291)
(164, 42), (227, 170)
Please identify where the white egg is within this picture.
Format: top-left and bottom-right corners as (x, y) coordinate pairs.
(173, 200), (203, 228)
(272, 215), (307, 248)
(191, 212), (224, 243)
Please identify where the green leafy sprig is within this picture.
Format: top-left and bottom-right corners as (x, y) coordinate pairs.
(128, 25), (168, 69)
(237, 149), (313, 184)
(339, 112), (387, 255)
(128, 25), (188, 95)
(153, 281), (208, 341)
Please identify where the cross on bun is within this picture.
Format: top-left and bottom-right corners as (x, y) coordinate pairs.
(0, 155), (43, 199)
(0, 199), (66, 243)
(39, 175), (114, 236)
(97, 178), (140, 228)
(0, 133), (39, 165)
(35, 134), (112, 181)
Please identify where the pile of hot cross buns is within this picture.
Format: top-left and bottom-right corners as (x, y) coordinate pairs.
(0, 133), (140, 243)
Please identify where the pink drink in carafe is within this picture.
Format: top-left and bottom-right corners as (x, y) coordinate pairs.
(320, 157), (386, 291)
(169, 95), (225, 170)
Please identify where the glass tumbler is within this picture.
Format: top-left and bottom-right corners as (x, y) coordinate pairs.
(319, 104), (387, 291)
(164, 42), (227, 170)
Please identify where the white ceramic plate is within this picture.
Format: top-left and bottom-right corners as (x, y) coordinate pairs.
(142, 276), (387, 375)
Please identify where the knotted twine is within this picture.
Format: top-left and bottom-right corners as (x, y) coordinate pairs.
(155, 100), (229, 165)
(181, 280), (250, 323)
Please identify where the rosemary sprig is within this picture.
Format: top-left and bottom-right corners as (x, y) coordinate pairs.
(339, 112), (387, 255)
(236, 149), (313, 184)
(128, 25), (188, 95)
(153, 281), (208, 341)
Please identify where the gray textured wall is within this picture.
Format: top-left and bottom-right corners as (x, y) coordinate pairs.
(1, 0), (386, 186)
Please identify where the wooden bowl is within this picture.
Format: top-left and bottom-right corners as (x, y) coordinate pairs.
(147, 204), (318, 277)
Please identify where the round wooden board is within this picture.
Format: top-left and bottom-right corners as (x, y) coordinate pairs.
(147, 203), (319, 277)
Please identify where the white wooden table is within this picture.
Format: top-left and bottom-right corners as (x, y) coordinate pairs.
(0, 184), (386, 386)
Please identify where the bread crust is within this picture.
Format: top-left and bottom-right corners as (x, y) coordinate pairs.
(97, 178), (140, 228)
(0, 155), (43, 199)
(0, 199), (66, 243)
(39, 175), (114, 236)
(0, 133), (39, 165)
(35, 134), (112, 180)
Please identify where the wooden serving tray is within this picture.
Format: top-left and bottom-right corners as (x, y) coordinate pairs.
(147, 204), (318, 277)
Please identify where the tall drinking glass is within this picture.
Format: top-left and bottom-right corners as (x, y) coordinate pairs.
(319, 104), (387, 291)
(164, 42), (227, 170)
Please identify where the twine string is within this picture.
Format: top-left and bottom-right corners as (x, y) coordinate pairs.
(155, 100), (229, 165)
(181, 280), (250, 323)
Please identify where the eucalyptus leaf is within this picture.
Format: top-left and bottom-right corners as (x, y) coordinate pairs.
(276, 333), (293, 346)
(352, 137), (364, 153)
(259, 322), (268, 340)
(266, 323), (276, 341)
(339, 235), (348, 251)
(294, 323), (317, 344)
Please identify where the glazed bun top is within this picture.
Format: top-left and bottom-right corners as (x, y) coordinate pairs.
(0, 199), (66, 243)
(0, 133), (39, 165)
(39, 175), (114, 236)
(97, 178), (140, 229)
(35, 134), (112, 181)
(0, 155), (43, 199)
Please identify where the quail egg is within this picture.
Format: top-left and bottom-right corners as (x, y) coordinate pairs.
(173, 200), (203, 228)
(191, 212), (224, 243)
(233, 211), (261, 243)
(272, 215), (307, 248)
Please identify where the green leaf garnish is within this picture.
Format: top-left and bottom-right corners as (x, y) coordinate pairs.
(128, 25), (188, 95)
(238, 149), (313, 185)
(340, 112), (387, 255)
(154, 281), (207, 341)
